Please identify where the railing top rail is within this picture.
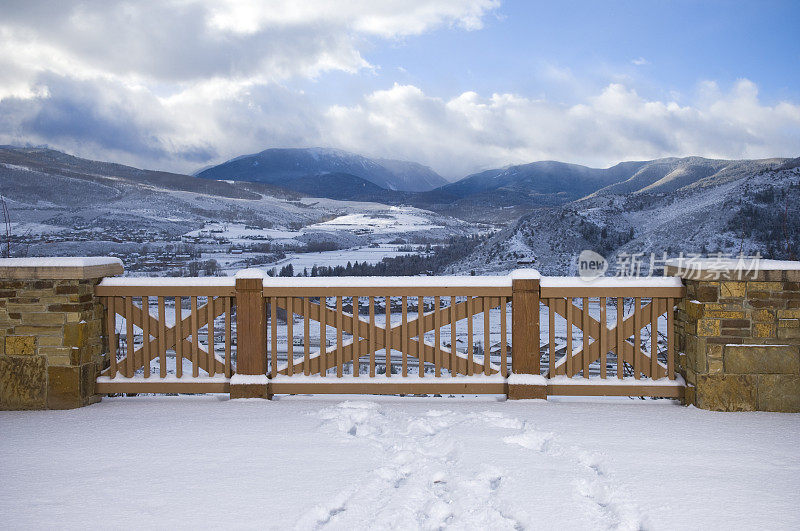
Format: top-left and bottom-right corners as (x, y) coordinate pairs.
(540, 276), (685, 298)
(260, 275), (515, 296)
(97, 277), (236, 296)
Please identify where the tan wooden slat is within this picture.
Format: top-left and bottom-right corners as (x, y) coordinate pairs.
(224, 297), (231, 378)
(500, 297), (508, 377)
(125, 296), (134, 377)
(668, 297), (675, 380)
(548, 298), (555, 377)
(207, 297), (215, 377)
(142, 297), (150, 378)
(97, 380), (230, 394)
(269, 380), (507, 396)
(336, 296), (343, 378)
(651, 298), (658, 379)
(467, 296), (474, 376)
(159, 297), (167, 378)
(271, 296), (278, 378)
(304, 297), (311, 376)
(106, 297), (117, 378)
(634, 297), (641, 380)
(418, 296), (424, 377)
(96, 285), (236, 297)
(402, 296), (408, 377)
(616, 297), (623, 379)
(174, 296), (182, 378)
(385, 296), (391, 377)
(451, 296), (457, 377)
(260, 286), (512, 297)
(368, 297), (375, 377)
(288, 297), (294, 377)
(483, 296), (490, 376)
(191, 296), (199, 378)
(352, 296), (359, 376)
(600, 297), (607, 379)
(547, 382), (684, 398)
(566, 297), (573, 377)
(320, 297), (327, 377)
(582, 297), (589, 378)
(540, 285), (685, 299)
(435, 296), (442, 377)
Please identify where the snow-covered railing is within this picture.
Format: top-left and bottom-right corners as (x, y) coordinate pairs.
(94, 270), (686, 398)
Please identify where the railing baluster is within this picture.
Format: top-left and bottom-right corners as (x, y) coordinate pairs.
(106, 297), (117, 379)
(451, 296), (457, 377)
(651, 298), (658, 379)
(668, 297), (675, 380)
(634, 297), (641, 380)
(500, 296), (507, 377)
(270, 296), (278, 378)
(320, 297), (327, 377)
(224, 297), (231, 378)
(208, 297), (215, 377)
(616, 297), (623, 379)
(467, 296), (474, 376)
(483, 296), (490, 376)
(385, 296), (391, 377)
(402, 296), (408, 377)
(336, 296), (343, 378)
(125, 296), (134, 378)
(418, 296), (424, 377)
(352, 296), (359, 376)
(600, 297), (606, 379)
(369, 297), (375, 377)
(142, 296), (150, 378)
(304, 297), (310, 376)
(582, 297), (589, 379)
(435, 296), (442, 377)
(158, 296), (166, 378)
(287, 297), (294, 377)
(191, 296), (199, 377)
(174, 296), (182, 378)
(566, 297), (573, 377)
(548, 298), (555, 377)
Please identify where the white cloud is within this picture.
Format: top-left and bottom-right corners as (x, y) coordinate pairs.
(631, 57), (649, 66)
(324, 81), (800, 178)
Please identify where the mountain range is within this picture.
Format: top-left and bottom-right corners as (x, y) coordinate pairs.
(195, 147), (447, 192)
(2, 144), (797, 270)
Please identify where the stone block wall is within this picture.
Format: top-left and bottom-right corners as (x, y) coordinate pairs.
(672, 265), (800, 412)
(0, 258), (122, 410)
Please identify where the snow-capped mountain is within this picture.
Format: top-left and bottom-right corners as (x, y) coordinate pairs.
(447, 157), (800, 275)
(195, 147), (448, 192)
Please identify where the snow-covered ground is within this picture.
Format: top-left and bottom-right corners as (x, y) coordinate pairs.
(2, 396), (798, 530)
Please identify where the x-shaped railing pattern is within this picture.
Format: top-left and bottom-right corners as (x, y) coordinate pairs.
(546, 297), (668, 378)
(273, 296), (504, 376)
(102, 296), (228, 377)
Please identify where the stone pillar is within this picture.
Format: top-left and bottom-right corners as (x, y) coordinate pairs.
(667, 259), (800, 412)
(0, 257), (123, 410)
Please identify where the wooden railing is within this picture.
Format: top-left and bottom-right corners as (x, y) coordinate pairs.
(95, 271), (686, 398)
(540, 277), (682, 397)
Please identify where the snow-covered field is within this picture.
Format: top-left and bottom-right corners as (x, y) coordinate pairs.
(2, 396), (798, 530)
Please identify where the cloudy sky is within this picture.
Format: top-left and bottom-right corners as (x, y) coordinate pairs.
(1, 0), (799, 179)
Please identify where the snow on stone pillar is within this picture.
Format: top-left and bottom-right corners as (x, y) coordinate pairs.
(230, 268), (269, 399)
(508, 269), (546, 399)
(667, 258), (800, 412)
(0, 257), (123, 409)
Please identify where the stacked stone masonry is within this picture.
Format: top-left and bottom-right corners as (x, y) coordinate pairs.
(0, 278), (107, 409)
(673, 267), (800, 412)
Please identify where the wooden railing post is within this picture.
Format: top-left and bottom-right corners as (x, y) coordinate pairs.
(230, 270), (269, 399)
(508, 269), (546, 399)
